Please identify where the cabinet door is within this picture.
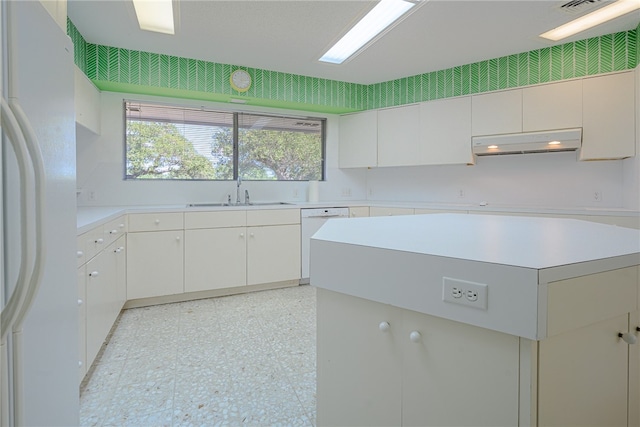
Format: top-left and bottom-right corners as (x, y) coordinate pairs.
(246, 224), (300, 285)
(126, 230), (184, 299)
(472, 89), (522, 136)
(580, 72), (635, 160)
(522, 80), (582, 132)
(401, 309), (520, 426)
(538, 314), (630, 427)
(419, 97), (474, 165)
(377, 104), (420, 167)
(185, 227), (246, 292)
(77, 265), (87, 384)
(316, 289), (402, 427)
(85, 250), (116, 367)
(339, 110), (377, 168)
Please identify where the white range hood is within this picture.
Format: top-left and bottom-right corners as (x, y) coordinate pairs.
(472, 128), (582, 156)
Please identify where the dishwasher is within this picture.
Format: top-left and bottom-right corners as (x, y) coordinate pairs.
(301, 207), (349, 284)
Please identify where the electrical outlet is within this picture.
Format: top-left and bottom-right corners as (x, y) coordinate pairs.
(457, 189), (465, 198)
(442, 277), (488, 310)
(593, 190), (602, 202)
(341, 188), (352, 197)
(88, 190), (97, 202)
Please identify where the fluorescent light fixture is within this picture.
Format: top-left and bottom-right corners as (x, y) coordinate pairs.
(319, 0), (417, 64)
(487, 145), (499, 149)
(548, 141), (561, 145)
(540, 0), (640, 41)
(133, 0), (175, 35)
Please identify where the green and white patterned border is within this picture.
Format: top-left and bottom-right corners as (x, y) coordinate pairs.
(68, 19), (639, 114)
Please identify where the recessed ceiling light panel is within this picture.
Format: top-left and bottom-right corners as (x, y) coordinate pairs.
(133, 0), (176, 35)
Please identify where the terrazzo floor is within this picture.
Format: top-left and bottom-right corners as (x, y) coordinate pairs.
(80, 285), (317, 426)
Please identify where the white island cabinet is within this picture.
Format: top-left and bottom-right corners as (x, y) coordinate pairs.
(311, 214), (640, 427)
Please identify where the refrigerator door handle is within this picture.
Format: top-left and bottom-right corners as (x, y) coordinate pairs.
(9, 99), (47, 330)
(0, 97), (35, 342)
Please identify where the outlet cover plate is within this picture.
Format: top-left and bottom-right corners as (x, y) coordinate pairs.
(442, 277), (488, 310)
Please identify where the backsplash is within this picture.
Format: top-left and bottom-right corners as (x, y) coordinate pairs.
(68, 19), (639, 113)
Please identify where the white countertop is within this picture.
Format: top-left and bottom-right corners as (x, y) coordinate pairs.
(77, 200), (640, 234)
(313, 213), (640, 270)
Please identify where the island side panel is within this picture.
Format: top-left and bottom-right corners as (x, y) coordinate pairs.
(310, 238), (540, 339)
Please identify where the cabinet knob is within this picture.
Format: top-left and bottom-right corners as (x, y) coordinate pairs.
(409, 331), (421, 343)
(114, 248), (121, 253)
(119, 223), (125, 228)
(118, 246), (124, 251)
(78, 361), (83, 368)
(89, 271), (99, 277)
(77, 250), (84, 258)
(155, 219), (160, 224)
(176, 236), (181, 241)
(379, 321), (390, 333)
(636, 327), (640, 332)
(95, 238), (104, 244)
(77, 299), (83, 306)
(250, 232), (255, 237)
(619, 332), (637, 345)
(240, 233), (245, 238)
(110, 229), (118, 234)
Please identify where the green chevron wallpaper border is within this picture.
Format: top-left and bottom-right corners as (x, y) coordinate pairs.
(68, 18), (638, 114)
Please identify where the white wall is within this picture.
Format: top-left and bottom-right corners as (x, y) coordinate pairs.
(76, 92), (367, 206)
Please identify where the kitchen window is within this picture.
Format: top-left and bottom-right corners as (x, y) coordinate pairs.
(124, 101), (325, 181)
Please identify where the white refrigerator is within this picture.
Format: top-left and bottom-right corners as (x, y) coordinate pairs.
(1, 1), (79, 425)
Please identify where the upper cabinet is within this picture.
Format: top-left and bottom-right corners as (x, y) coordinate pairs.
(522, 80), (582, 132)
(74, 66), (101, 135)
(339, 110), (378, 168)
(419, 97), (473, 165)
(377, 104), (420, 167)
(471, 89), (522, 136)
(580, 71), (635, 160)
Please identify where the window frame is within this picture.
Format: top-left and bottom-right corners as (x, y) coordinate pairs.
(123, 100), (327, 182)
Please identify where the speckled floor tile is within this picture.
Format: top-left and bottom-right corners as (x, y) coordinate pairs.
(80, 285), (317, 427)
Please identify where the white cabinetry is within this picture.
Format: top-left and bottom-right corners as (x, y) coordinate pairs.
(580, 71), (636, 160)
(377, 104), (420, 167)
(339, 110), (377, 168)
(369, 207), (414, 217)
(348, 206), (370, 218)
(472, 89), (522, 136)
(74, 66), (100, 134)
(522, 79), (582, 132)
(317, 289), (520, 427)
(127, 213), (184, 299)
(246, 209), (301, 285)
(77, 216), (127, 381)
(419, 97), (473, 165)
(184, 211), (247, 292)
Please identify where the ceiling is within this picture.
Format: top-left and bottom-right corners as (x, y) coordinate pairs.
(67, 0), (640, 85)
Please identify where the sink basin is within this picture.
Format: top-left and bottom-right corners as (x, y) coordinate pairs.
(187, 202), (292, 208)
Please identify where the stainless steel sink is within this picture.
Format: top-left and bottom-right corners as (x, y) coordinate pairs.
(187, 202), (292, 208)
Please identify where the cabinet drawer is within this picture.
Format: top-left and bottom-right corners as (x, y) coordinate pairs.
(102, 216), (127, 246)
(128, 212), (184, 232)
(369, 207), (415, 217)
(185, 210), (246, 229)
(247, 208), (300, 226)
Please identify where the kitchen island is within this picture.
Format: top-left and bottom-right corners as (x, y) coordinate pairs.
(310, 214), (640, 427)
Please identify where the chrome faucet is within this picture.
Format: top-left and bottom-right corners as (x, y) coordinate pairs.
(245, 189), (250, 205)
(236, 176), (242, 205)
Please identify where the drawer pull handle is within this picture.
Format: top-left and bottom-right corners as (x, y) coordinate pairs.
(78, 361), (83, 368)
(77, 251), (83, 258)
(240, 233), (245, 238)
(77, 299), (83, 306)
(110, 229), (118, 234)
(95, 238), (104, 244)
(619, 332), (637, 345)
(89, 271), (99, 277)
(409, 331), (421, 343)
(379, 321), (390, 333)
(119, 223), (125, 228)
(176, 236), (181, 241)
(155, 219), (160, 224)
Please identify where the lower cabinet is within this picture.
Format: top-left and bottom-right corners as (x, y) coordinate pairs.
(126, 229), (184, 299)
(185, 227), (247, 292)
(77, 230), (127, 381)
(317, 289), (640, 427)
(538, 313), (635, 427)
(317, 289), (520, 427)
(247, 224), (300, 285)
